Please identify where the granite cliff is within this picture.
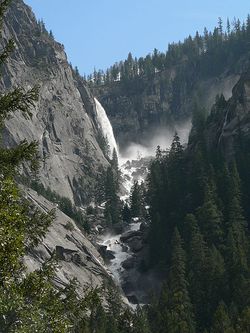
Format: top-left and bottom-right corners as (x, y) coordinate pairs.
(205, 70), (250, 157)
(1, 0), (108, 205)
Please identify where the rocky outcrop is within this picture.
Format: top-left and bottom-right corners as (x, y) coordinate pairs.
(1, 0), (108, 205)
(23, 187), (110, 294)
(97, 244), (115, 261)
(205, 70), (250, 158)
(120, 230), (142, 242)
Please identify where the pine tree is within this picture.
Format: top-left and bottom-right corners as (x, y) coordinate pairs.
(104, 166), (120, 224)
(227, 18), (231, 36)
(204, 245), (226, 325)
(196, 181), (223, 247)
(235, 307), (250, 333)
(49, 29), (54, 39)
(122, 202), (131, 223)
(211, 302), (235, 333)
(130, 181), (143, 218)
(226, 223), (249, 308)
(224, 163), (249, 307)
(169, 132), (183, 159)
(132, 307), (151, 333)
(158, 228), (195, 333)
(185, 214), (207, 329)
(155, 145), (162, 160)
(167, 132), (185, 222)
(218, 17), (223, 35)
(111, 147), (119, 190)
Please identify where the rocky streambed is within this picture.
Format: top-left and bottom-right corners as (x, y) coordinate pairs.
(97, 220), (156, 305)
(94, 156), (162, 306)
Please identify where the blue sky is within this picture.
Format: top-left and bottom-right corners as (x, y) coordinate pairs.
(24, 0), (250, 75)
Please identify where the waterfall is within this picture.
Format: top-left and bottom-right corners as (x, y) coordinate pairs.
(94, 98), (118, 158)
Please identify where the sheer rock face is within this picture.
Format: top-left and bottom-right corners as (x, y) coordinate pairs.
(205, 70), (250, 158)
(1, 0), (108, 205)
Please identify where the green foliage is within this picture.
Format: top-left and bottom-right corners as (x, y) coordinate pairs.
(97, 132), (110, 159)
(87, 14), (250, 87)
(196, 182), (224, 247)
(211, 302), (235, 333)
(146, 122), (250, 331)
(130, 181), (144, 218)
(104, 151), (122, 225)
(154, 229), (195, 333)
(0, 260), (76, 332)
(29, 180), (90, 233)
(64, 220), (74, 231)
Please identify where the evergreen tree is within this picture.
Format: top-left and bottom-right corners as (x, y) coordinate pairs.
(196, 181), (224, 247)
(130, 181), (143, 218)
(225, 222), (249, 308)
(49, 29), (54, 39)
(204, 245), (226, 327)
(211, 302), (235, 333)
(185, 214), (207, 329)
(158, 229), (195, 333)
(103, 147), (122, 225)
(104, 166), (121, 224)
(227, 18), (231, 36)
(132, 307), (151, 333)
(155, 145), (162, 160)
(218, 17), (224, 35)
(110, 147), (119, 190)
(122, 202), (131, 223)
(235, 307), (250, 333)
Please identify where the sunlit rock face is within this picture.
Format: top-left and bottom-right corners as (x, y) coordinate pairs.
(94, 61), (243, 149)
(1, 0), (108, 205)
(23, 187), (111, 294)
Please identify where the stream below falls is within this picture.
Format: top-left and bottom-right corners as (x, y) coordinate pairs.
(97, 157), (152, 306)
(98, 222), (141, 284)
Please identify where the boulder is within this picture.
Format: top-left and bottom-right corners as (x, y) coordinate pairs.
(122, 256), (136, 270)
(97, 244), (115, 261)
(120, 230), (142, 242)
(127, 295), (139, 305)
(127, 237), (143, 252)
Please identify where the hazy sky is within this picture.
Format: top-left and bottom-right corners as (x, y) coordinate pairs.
(24, 0), (250, 75)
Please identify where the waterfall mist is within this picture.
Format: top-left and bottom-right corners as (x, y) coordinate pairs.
(119, 119), (192, 164)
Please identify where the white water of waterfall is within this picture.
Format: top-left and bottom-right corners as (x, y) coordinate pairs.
(98, 157), (146, 306)
(94, 98), (119, 158)
(100, 222), (141, 282)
